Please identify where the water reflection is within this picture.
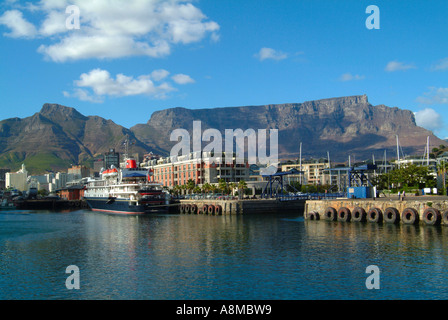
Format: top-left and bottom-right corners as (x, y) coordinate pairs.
(1, 210), (448, 299)
(303, 220), (448, 299)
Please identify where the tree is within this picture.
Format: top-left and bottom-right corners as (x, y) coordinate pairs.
(202, 183), (212, 194)
(38, 189), (49, 197)
(375, 163), (436, 190)
(238, 180), (247, 191)
(229, 182), (237, 195)
(186, 179), (196, 194)
(218, 179), (228, 194)
(437, 160), (448, 195)
(210, 184), (218, 194)
(238, 180), (248, 197)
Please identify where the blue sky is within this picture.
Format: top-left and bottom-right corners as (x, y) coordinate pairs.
(1, 0), (447, 139)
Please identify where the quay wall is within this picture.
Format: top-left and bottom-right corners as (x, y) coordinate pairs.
(14, 199), (88, 210)
(305, 198), (448, 226)
(178, 199), (305, 215)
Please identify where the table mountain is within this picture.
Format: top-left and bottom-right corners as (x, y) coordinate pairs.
(0, 95), (443, 174)
(131, 95), (444, 162)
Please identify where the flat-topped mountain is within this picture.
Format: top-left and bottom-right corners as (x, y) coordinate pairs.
(131, 95), (443, 161)
(0, 96), (443, 173)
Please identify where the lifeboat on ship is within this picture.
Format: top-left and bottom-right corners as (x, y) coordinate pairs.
(102, 167), (119, 178)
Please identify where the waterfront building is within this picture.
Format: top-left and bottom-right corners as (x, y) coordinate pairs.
(5, 164), (28, 191)
(0, 168), (11, 190)
(281, 161), (331, 185)
(58, 185), (86, 200)
(395, 157), (437, 171)
(142, 152), (250, 188)
(68, 165), (90, 179)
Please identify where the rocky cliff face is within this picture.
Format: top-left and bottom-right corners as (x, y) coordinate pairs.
(131, 95), (443, 161)
(0, 96), (442, 173)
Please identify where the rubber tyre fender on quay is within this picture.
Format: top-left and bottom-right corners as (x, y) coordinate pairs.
(208, 205), (215, 215)
(337, 207), (351, 222)
(367, 208), (383, 223)
(214, 205), (222, 215)
(401, 208), (419, 225)
(191, 204), (197, 214)
(179, 203), (185, 214)
(384, 207), (400, 224)
(308, 211), (320, 221)
(201, 204), (208, 215)
(442, 210), (448, 226)
(185, 204), (191, 214)
(351, 207), (366, 222)
(423, 208), (441, 226)
(324, 207), (337, 221)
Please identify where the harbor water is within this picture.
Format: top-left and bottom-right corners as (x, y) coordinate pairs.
(1, 209), (448, 300)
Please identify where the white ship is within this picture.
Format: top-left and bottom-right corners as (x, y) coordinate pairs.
(84, 158), (169, 214)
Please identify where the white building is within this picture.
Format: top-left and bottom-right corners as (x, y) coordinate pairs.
(5, 164), (28, 191)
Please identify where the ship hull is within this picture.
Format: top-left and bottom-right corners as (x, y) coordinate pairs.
(84, 197), (166, 215)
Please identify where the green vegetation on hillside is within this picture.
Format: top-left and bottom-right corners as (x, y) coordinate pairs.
(0, 152), (73, 174)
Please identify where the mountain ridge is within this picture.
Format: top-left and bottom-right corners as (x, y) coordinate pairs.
(131, 94), (441, 161)
(0, 96), (443, 174)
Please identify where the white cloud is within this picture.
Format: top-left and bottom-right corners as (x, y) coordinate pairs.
(63, 88), (103, 103)
(385, 60), (416, 72)
(0, 0), (220, 62)
(64, 68), (188, 102)
(431, 57), (448, 71)
(172, 74), (195, 84)
(339, 73), (365, 82)
(414, 108), (444, 132)
(255, 47), (288, 61)
(0, 9), (37, 38)
(150, 69), (170, 81)
(417, 87), (448, 105)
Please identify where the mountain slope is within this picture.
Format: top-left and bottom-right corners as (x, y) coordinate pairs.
(0, 96), (443, 174)
(0, 103), (157, 173)
(131, 95), (444, 161)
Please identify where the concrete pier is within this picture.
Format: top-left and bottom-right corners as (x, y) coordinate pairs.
(178, 199), (305, 215)
(305, 196), (448, 226)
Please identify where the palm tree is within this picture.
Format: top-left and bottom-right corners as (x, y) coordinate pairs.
(202, 182), (212, 195)
(218, 179), (228, 194)
(210, 184), (218, 195)
(238, 180), (247, 197)
(229, 182), (237, 196)
(437, 160), (448, 195)
(172, 184), (181, 196)
(186, 179), (195, 195)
